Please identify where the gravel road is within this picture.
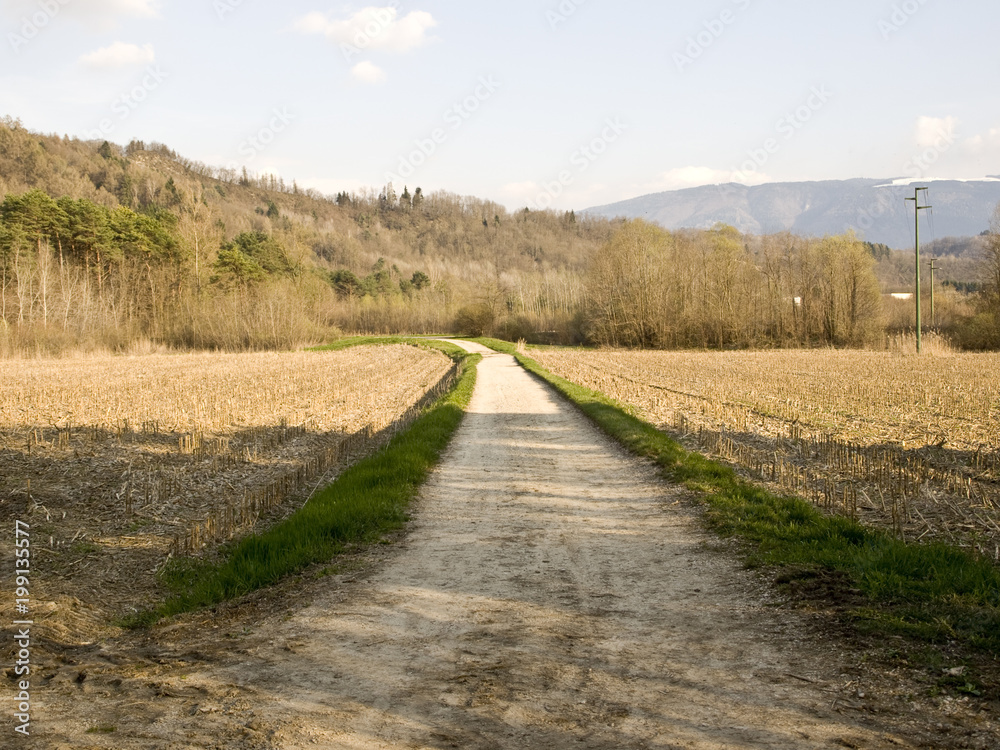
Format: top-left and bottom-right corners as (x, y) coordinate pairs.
(215, 342), (912, 749)
(34, 342), (924, 748)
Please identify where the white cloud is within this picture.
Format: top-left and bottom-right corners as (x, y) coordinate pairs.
(914, 115), (958, 147)
(964, 127), (1000, 154)
(501, 181), (540, 196)
(90, 0), (158, 17)
(3, 0), (160, 29)
(79, 41), (155, 69)
(292, 11), (331, 35)
(351, 61), (387, 85)
(652, 166), (735, 190)
(293, 6), (437, 54)
(899, 117), (1000, 180)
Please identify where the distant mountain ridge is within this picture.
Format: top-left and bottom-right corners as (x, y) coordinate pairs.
(584, 179), (1000, 248)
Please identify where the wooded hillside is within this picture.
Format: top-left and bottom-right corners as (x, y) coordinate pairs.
(0, 117), (612, 353)
(1, 116), (997, 353)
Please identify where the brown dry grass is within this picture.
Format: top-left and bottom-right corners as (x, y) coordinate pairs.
(0, 345), (453, 638)
(532, 347), (1000, 555)
(0, 346), (447, 434)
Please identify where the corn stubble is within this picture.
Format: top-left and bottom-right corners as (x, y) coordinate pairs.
(0, 345), (455, 620)
(533, 348), (1000, 558)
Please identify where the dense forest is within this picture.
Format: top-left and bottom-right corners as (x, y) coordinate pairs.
(0, 116), (612, 353)
(1, 116), (997, 354)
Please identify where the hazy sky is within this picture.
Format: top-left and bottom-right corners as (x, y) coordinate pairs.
(2, 0), (999, 210)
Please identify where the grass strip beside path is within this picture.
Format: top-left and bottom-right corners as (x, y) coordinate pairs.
(473, 337), (1000, 659)
(126, 338), (478, 626)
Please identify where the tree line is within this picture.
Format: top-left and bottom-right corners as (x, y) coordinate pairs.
(1, 117), (998, 353)
(0, 188), (452, 354)
(581, 222), (884, 349)
(576, 217), (1000, 350)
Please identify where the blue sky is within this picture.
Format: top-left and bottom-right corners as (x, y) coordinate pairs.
(2, 0), (999, 210)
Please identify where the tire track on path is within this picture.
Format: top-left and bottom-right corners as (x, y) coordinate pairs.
(224, 341), (913, 749)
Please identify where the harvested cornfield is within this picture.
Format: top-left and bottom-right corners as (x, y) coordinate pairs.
(0, 346), (449, 434)
(532, 348), (1000, 556)
(0, 345), (454, 635)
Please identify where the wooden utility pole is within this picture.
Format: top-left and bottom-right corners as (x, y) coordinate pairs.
(905, 188), (932, 353)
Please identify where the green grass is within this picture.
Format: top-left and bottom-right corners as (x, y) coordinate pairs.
(472, 337), (1000, 656)
(85, 725), (117, 734)
(124, 337), (477, 627)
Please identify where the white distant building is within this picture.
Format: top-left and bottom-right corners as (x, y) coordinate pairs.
(890, 293), (914, 301)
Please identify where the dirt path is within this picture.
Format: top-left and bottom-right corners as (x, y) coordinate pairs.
(34, 343), (937, 748)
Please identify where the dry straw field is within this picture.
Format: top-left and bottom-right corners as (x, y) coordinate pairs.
(532, 347), (1000, 556)
(0, 345), (454, 636)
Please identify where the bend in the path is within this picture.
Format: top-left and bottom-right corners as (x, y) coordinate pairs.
(436, 338), (496, 354)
